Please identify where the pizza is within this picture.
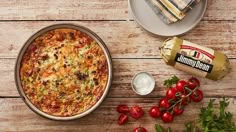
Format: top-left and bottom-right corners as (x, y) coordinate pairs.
(20, 28), (108, 117)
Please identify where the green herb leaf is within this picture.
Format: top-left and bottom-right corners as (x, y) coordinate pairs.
(164, 75), (180, 88)
(185, 122), (192, 132)
(193, 126), (199, 132)
(167, 127), (171, 132)
(199, 98), (236, 131)
(155, 124), (164, 132)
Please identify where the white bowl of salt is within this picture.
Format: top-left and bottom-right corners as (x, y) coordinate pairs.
(131, 72), (155, 95)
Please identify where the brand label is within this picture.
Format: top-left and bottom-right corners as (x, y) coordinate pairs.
(174, 40), (215, 77)
(175, 53), (213, 73)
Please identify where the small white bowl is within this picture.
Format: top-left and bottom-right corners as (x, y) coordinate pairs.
(131, 72), (155, 95)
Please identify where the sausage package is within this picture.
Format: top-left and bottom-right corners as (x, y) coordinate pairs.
(160, 37), (231, 80)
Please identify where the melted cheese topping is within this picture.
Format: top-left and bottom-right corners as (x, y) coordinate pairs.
(20, 29), (108, 117)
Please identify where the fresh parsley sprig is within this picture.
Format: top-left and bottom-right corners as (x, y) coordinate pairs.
(199, 98), (236, 132)
(163, 75), (179, 88)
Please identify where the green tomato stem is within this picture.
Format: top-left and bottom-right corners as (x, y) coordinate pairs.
(167, 86), (199, 111)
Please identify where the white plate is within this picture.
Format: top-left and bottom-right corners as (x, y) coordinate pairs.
(129, 0), (207, 37)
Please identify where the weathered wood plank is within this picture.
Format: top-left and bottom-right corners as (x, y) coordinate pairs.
(0, 0), (236, 20)
(203, 0), (236, 21)
(1, 59), (235, 97)
(0, 98), (235, 131)
(0, 0), (128, 20)
(0, 21), (236, 58)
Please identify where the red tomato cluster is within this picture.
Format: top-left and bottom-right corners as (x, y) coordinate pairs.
(116, 77), (203, 131)
(116, 105), (147, 131)
(116, 105), (143, 124)
(149, 77), (203, 123)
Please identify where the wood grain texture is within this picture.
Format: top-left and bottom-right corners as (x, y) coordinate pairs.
(0, 21), (236, 59)
(0, 0), (236, 20)
(204, 0), (236, 20)
(1, 58), (235, 97)
(0, 0), (128, 20)
(0, 98), (235, 131)
(0, 0), (236, 131)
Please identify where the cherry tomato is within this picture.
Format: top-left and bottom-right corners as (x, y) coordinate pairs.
(159, 98), (170, 109)
(187, 77), (200, 90)
(173, 105), (184, 116)
(161, 112), (174, 123)
(166, 87), (177, 99)
(129, 105), (144, 119)
(149, 106), (161, 118)
(133, 127), (147, 132)
(118, 114), (128, 125)
(117, 104), (129, 113)
(181, 94), (191, 105)
(190, 90), (203, 102)
(176, 80), (187, 93)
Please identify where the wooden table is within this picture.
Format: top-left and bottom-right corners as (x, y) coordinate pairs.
(0, 0), (235, 131)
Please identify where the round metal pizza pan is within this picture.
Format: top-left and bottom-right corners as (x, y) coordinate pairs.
(129, 0), (207, 37)
(15, 24), (113, 121)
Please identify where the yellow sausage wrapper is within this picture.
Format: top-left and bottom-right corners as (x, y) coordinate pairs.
(160, 37), (231, 80)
